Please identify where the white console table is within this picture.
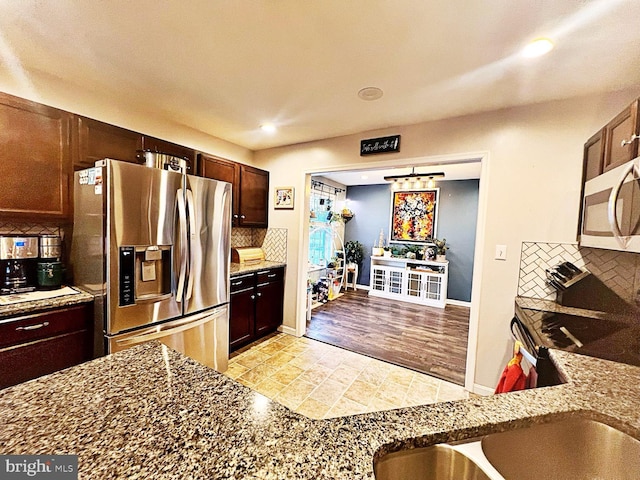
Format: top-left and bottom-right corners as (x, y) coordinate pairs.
(368, 256), (448, 308)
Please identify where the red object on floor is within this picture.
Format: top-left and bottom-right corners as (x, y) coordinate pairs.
(495, 351), (527, 394)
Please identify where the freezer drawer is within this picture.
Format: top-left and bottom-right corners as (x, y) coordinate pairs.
(108, 305), (228, 372)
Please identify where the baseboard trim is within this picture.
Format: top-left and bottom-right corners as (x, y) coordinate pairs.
(278, 325), (299, 337)
(446, 299), (472, 307)
(343, 284), (370, 291)
(472, 383), (494, 396)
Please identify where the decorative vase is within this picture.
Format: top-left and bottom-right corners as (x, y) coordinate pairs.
(372, 247), (384, 256)
(436, 254), (446, 262)
(383, 250), (392, 257)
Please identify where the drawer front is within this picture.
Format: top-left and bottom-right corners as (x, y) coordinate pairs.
(0, 304), (91, 349)
(257, 268), (284, 285)
(0, 330), (91, 389)
(230, 273), (256, 293)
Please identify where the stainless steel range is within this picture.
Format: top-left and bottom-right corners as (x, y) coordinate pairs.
(515, 303), (640, 368)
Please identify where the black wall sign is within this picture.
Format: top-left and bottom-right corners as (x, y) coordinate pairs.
(360, 135), (401, 156)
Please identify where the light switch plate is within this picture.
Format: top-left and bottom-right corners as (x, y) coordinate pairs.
(495, 244), (507, 260)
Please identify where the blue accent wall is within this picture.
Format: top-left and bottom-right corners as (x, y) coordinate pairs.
(344, 179), (479, 302)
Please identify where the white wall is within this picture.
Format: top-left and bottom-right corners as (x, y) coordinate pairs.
(255, 88), (640, 390)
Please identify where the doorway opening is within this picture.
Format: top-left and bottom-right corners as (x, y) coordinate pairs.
(299, 154), (486, 390)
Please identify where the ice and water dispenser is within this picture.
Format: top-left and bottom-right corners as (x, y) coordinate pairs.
(119, 245), (172, 306)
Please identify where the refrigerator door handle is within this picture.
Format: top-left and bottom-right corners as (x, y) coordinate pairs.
(114, 308), (226, 347)
(185, 188), (197, 301)
(176, 188), (188, 303)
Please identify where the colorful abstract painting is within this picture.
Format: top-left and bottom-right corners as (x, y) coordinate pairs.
(390, 190), (438, 243)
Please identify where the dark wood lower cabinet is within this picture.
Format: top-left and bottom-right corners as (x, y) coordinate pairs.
(229, 286), (255, 350)
(0, 303), (93, 389)
(255, 280), (284, 336)
(229, 267), (284, 351)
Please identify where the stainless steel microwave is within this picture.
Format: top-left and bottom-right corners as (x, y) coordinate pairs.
(580, 156), (640, 252)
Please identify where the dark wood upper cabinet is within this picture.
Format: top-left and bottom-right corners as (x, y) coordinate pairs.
(583, 128), (606, 182)
(199, 154), (269, 228)
(0, 91), (266, 226)
(0, 92), (72, 221)
(200, 153), (240, 223)
(603, 99), (640, 172)
(239, 164), (269, 228)
(75, 116), (142, 170)
(142, 136), (196, 171)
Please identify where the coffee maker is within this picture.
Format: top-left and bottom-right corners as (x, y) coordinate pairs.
(37, 235), (64, 290)
(0, 236), (39, 294)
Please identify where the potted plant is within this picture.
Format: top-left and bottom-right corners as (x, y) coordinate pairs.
(344, 240), (364, 268)
(434, 238), (449, 261)
(405, 244), (422, 259)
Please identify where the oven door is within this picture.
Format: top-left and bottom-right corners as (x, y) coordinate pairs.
(511, 316), (564, 387)
(581, 157), (640, 252)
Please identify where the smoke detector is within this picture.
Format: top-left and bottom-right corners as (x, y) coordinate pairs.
(358, 87), (383, 101)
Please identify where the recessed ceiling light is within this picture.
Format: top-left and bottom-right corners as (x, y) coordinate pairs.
(260, 123), (277, 133)
(358, 87), (383, 101)
(522, 38), (554, 58)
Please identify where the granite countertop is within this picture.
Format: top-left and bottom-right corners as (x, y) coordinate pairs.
(0, 286), (94, 318)
(230, 261), (286, 277)
(0, 339), (639, 479)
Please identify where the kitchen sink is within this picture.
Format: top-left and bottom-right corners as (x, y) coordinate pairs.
(481, 418), (640, 480)
(374, 443), (492, 480)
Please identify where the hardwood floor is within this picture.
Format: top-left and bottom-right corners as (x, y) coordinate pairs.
(305, 289), (470, 385)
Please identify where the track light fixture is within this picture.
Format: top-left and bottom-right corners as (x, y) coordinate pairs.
(384, 167), (445, 190)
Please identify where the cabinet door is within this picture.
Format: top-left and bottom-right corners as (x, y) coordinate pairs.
(142, 136), (196, 169)
(239, 165), (269, 227)
(371, 266), (387, 292)
(75, 116), (142, 170)
(199, 153), (240, 225)
(229, 287), (255, 351)
(603, 99), (640, 172)
(583, 128), (606, 182)
(255, 280), (284, 336)
(0, 92), (72, 220)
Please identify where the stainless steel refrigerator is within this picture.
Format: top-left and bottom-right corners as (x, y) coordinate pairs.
(71, 157), (231, 372)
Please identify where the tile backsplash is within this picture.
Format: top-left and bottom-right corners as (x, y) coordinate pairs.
(231, 227), (287, 264)
(0, 222), (63, 237)
(518, 241), (640, 305)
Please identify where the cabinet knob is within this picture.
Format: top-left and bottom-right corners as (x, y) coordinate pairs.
(233, 214), (239, 219)
(256, 292), (262, 297)
(240, 214), (246, 219)
(251, 295), (256, 300)
(620, 134), (639, 147)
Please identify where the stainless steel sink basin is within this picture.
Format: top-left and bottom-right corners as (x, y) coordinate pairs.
(481, 418), (640, 480)
(374, 444), (492, 480)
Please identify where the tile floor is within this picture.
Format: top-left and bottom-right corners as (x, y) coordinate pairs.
(224, 333), (469, 419)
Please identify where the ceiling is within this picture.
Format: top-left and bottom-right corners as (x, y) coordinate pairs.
(1, 1), (639, 151)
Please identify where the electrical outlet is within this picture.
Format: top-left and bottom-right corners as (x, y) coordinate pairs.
(495, 244), (507, 260)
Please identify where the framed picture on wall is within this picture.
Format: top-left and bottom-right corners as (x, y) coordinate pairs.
(389, 189), (439, 243)
(274, 186), (295, 209)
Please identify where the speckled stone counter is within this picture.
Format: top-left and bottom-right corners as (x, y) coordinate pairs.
(230, 261), (286, 277)
(0, 339), (638, 479)
(0, 287), (94, 318)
